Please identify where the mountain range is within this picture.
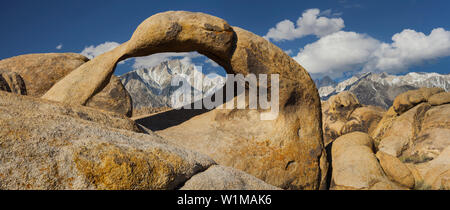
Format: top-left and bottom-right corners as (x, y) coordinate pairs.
(316, 72), (450, 108)
(120, 59), (225, 109)
(120, 59), (449, 111)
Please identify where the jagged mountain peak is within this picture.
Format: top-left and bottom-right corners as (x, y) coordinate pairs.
(119, 59), (225, 109)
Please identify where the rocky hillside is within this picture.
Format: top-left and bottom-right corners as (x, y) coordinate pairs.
(120, 59), (225, 110)
(317, 72), (450, 109)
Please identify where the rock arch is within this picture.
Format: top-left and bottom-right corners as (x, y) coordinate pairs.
(42, 11), (326, 189)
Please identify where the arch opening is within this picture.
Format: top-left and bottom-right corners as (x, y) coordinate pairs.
(118, 52), (228, 119)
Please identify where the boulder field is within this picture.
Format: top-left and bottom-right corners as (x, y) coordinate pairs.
(329, 88), (449, 190)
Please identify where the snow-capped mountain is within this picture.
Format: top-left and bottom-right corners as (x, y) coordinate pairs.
(120, 59), (225, 109)
(317, 72), (450, 108)
(122, 60), (448, 111)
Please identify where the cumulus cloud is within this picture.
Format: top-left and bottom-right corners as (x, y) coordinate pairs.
(264, 8), (344, 41)
(133, 52), (201, 69)
(364, 28), (450, 73)
(56, 44), (63, 50)
(264, 8), (450, 77)
(294, 31), (380, 78)
(80, 41), (120, 59)
(293, 28), (450, 78)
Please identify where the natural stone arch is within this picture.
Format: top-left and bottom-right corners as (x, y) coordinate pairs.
(42, 11), (326, 189)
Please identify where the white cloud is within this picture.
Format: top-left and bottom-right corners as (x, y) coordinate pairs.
(320, 9), (342, 17)
(264, 8), (344, 41)
(264, 8), (450, 77)
(80, 41), (120, 59)
(56, 44), (63, 50)
(294, 31), (380, 78)
(293, 28), (450, 78)
(364, 28), (450, 73)
(133, 52), (201, 69)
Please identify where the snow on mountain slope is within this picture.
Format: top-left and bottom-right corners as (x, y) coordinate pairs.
(317, 72), (449, 108)
(120, 60), (225, 109)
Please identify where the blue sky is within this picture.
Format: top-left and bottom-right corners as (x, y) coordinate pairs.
(1, 0), (449, 79)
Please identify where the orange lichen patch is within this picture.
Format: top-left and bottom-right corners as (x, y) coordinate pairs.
(73, 143), (187, 190)
(216, 135), (321, 190)
(0, 128), (33, 142)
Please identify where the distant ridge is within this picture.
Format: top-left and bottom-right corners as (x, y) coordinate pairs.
(316, 72), (450, 108)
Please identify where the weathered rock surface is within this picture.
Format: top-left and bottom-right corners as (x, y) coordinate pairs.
(370, 88), (450, 189)
(392, 87), (444, 115)
(0, 90), (140, 133)
(372, 89), (450, 157)
(327, 92), (361, 120)
(0, 91), (276, 190)
(85, 76), (133, 117)
(375, 103), (431, 153)
(0, 70), (26, 95)
(401, 104), (450, 161)
(322, 91), (384, 147)
(0, 53), (132, 116)
(343, 106), (385, 135)
(0, 91), (215, 189)
(428, 91), (450, 106)
(330, 132), (403, 190)
(42, 11), (325, 189)
(412, 146), (450, 190)
(376, 151), (415, 188)
(0, 53), (88, 96)
(181, 165), (281, 190)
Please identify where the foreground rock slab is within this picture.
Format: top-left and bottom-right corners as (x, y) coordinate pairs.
(181, 165), (281, 190)
(0, 91), (278, 190)
(1, 91), (204, 189)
